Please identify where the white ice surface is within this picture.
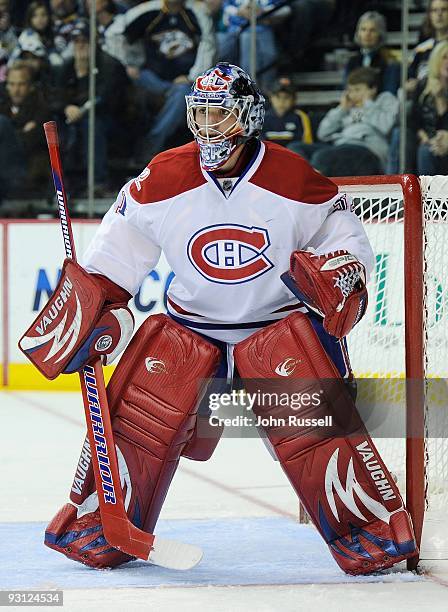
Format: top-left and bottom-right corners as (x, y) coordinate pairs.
(0, 391), (447, 612)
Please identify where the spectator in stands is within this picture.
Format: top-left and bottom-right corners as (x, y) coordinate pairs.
(313, 67), (398, 176)
(218, 0), (289, 90)
(262, 79), (313, 151)
(83, 0), (144, 68)
(407, 0), (448, 92)
(10, 36), (59, 111)
(124, 0), (216, 158)
(50, 0), (81, 65)
(0, 0), (18, 81)
(409, 40), (448, 175)
(9, 2), (62, 69)
(344, 11), (400, 95)
(54, 20), (131, 193)
(0, 62), (51, 199)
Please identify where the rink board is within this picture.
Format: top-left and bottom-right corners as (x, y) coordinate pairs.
(0, 518), (421, 589)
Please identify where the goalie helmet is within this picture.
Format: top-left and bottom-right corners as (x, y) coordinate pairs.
(185, 63), (265, 171)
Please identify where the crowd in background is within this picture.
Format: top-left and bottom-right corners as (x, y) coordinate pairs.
(0, 0), (447, 214)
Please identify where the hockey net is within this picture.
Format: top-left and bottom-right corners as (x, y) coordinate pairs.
(331, 175), (448, 568)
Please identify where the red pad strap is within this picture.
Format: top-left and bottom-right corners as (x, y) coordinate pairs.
(18, 259), (106, 379)
(70, 314), (221, 537)
(234, 313), (417, 575)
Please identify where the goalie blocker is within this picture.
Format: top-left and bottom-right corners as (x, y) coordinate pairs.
(18, 259), (134, 378)
(234, 312), (418, 575)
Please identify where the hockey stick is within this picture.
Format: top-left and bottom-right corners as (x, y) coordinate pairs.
(43, 121), (202, 570)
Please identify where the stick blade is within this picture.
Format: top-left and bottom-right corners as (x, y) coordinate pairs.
(149, 537), (203, 570)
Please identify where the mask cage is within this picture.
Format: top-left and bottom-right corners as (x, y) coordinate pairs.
(186, 95), (252, 144)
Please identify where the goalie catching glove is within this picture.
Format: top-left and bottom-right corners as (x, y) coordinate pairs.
(19, 259), (134, 379)
(281, 249), (368, 338)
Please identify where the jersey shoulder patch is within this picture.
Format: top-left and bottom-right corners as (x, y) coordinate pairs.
(250, 141), (338, 204)
(129, 141), (206, 204)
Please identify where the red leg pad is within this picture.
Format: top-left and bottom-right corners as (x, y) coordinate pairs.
(234, 312), (418, 575)
(45, 315), (220, 568)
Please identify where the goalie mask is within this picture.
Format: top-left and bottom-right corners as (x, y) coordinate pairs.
(185, 63), (265, 171)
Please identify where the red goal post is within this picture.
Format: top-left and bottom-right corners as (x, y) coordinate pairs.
(336, 175), (424, 570)
(300, 174), (448, 570)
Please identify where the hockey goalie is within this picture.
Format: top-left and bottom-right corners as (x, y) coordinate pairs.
(19, 63), (418, 575)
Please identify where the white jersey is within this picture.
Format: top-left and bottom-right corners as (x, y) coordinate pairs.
(83, 140), (374, 343)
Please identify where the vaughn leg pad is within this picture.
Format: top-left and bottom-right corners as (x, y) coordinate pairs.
(45, 315), (220, 568)
(234, 312), (417, 575)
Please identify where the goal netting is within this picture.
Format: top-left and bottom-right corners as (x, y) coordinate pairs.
(334, 174), (448, 566)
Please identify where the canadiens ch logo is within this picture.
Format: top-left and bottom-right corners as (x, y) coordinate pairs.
(196, 68), (232, 93)
(187, 224), (273, 284)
